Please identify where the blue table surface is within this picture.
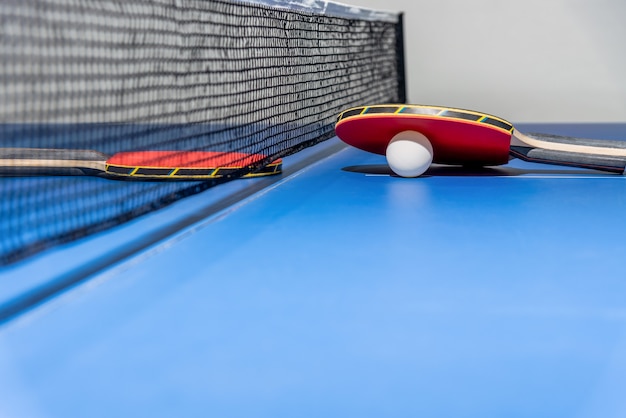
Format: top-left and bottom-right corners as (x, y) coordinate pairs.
(1, 124), (626, 418)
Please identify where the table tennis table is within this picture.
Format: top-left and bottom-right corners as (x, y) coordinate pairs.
(1, 123), (626, 417)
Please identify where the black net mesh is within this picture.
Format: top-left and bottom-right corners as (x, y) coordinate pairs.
(0, 0), (405, 265)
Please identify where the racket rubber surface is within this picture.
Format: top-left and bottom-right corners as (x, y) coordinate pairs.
(105, 151), (282, 179)
(335, 105), (513, 166)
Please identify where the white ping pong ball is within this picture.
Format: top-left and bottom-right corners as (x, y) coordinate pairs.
(385, 131), (433, 177)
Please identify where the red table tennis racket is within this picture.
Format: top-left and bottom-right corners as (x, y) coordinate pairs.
(0, 148), (282, 180)
(335, 104), (626, 175)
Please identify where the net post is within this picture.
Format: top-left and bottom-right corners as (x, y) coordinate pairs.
(396, 12), (407, 104)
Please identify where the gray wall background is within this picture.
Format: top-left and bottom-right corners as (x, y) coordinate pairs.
(343, 0), (626, 122)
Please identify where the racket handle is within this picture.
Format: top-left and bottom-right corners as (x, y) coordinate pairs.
(510, 146), (626, 174)
(0, 148), (107, 176)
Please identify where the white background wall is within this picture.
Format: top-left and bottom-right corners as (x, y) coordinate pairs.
(343, 0), (626, 122)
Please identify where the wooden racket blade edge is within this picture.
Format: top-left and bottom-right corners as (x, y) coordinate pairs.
(104, 158), (282, 180)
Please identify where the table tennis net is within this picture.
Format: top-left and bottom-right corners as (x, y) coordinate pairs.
(0, 0), (405, 265)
